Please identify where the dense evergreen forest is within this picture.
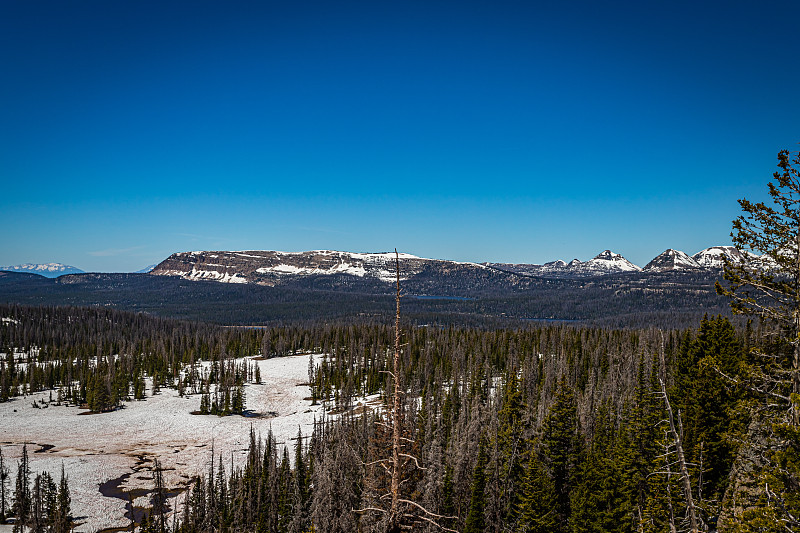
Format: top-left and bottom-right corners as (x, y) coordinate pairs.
(0, 268), (730, 330)
(0, 302), (794, 531)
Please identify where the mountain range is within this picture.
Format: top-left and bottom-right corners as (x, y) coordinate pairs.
(0, 263), (84, 278)
(0, 246), (746, 329)
(1, 246), (749, 285)
(149, 245), (747, 285)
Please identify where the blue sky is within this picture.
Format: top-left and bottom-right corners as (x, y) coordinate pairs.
(2, 0), (799, 272)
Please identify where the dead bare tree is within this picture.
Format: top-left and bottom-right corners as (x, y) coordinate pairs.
(354, 250), (457, 533)
(653, 333), (705, 533)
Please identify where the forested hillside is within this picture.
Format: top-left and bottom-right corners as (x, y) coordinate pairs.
(0, 268), (730, 329)
(0, 304), (780, 531)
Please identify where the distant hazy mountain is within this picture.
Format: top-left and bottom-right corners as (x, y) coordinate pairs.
(134, 264), (158, 274)
(0, 263), (84, 278)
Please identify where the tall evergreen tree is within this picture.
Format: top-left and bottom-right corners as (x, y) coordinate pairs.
(12, 444), (30, 528)
(0, 446), (8, 522)
(54, 464), (70, 533)
(538, 379), (581, 533)
(494, 370), (527, 527)
(515, 441), (557, 533)
(717, 147), (800, 530)
(464, 435), (488, 533)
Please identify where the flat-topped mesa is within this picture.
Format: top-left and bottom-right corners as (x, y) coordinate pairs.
(150, 250), (486, 285)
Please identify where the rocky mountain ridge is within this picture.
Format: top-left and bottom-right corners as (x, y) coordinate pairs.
(150, 246), (747, 285)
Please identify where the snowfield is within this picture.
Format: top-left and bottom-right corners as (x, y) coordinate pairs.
(0, 354), (327, 532)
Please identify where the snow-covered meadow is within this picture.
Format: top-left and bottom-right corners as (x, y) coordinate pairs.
(0, 354), (327, 532)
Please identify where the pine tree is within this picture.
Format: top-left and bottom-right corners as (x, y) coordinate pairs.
(538, 379), (581, 533)
(570, 404), (629, 533)
(716, 147), (800, 530)
(679, 316), (746, 504)
(291, 427), (310, 532)
(54, 464), (70, 533)
(152, 458), (168, 533)
(0, 446), (8, 522)
(515, 442), (557, 533)
(12, 444), (30, 527)
(464, 435), (488, 533)
(494, 370), (527, 526)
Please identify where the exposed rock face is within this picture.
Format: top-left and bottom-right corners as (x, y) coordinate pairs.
(151, 250), (485, 285)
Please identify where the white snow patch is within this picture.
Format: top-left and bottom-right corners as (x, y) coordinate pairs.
(0, 354), (325, 531)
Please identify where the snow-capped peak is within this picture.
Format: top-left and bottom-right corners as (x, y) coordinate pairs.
(583, 250), (642, 272)
(691, 246), (748, 269)
(0, 263), (84, 278)
(644, 249), (700, 272)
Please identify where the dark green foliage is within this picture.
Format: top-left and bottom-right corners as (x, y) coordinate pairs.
(516, 443), (557, 533)
(676, 315), (746, 502)
(0, 268), (732, 329)
(494, 370), (527, 525)
(464, 436), (488, 533)
(715, 148), (800, 530)
(570, 404), (630, 533)
(538, 380), (581, 532)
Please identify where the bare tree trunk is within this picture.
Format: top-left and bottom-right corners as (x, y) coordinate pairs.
(794, 228), (800, 426)
(660, 378), (702, 533)
(391, 249), (402, 527)
(659, 332), (703, 533)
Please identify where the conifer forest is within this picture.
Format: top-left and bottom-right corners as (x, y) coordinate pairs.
(1, 149), (800, 532)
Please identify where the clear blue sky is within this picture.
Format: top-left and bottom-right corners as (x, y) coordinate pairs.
(2, 0), (799, 272)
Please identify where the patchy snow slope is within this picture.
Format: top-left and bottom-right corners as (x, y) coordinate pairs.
(0, 354), (325, 532)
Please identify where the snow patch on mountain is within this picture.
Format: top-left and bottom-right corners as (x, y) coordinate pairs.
(183, 268), (249, 284)
(691, 246), (748, 269)
(582, 250), (642, 272)
(152, 250), (451, 284)
(486, 250), (641, 278)
(644, 249), (701, 272)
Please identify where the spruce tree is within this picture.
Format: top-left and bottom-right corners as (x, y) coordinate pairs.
(494, 370), (526, 525)
(464, 435), (488, 533)
(716, 147), (800, 530)
(12, 444), (30, 527)
(515, 442), (557, 533)
(538, 379), (581, 533)
(54, 464), (70, 533)
(0, 446), (8, 522)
